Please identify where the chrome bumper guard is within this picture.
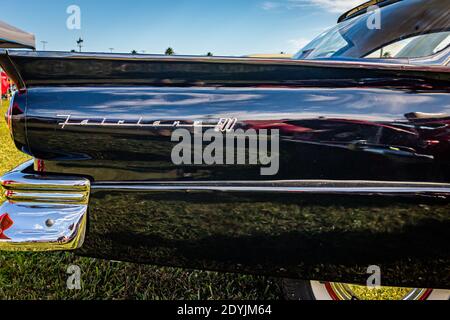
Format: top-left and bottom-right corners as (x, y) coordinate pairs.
(0, 161), (90, 251)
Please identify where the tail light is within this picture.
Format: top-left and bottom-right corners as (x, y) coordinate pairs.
(36, 159), (46, 173)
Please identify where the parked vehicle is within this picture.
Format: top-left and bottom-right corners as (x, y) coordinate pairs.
(0, 0), (449, 300)
(1, 71), (9, 99)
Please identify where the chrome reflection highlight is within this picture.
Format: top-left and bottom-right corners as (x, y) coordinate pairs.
(92, 180), (450, 197)
(324, 282), (432, 301)
(0, 161), (90, 251)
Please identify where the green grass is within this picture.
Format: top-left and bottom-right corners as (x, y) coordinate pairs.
(0, 101), (30, 178)
(0, 99), (281, 300)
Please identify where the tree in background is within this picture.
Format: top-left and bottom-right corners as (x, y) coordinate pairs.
(131, 50), (138, 55)
(165, 47), (175, 55)
(206, 52), (213, 57)
(76, 38), (84, 52)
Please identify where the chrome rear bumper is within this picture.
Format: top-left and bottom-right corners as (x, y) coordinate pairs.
(0, 161), (90, 251)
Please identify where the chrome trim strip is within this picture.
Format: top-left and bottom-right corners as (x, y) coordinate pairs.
(4, 191), (89, 204)
(0, 161), (90, 251)
(1, 166), (90, 194)
(92, 180), (450, 197)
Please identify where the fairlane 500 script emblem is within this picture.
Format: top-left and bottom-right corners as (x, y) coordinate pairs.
(57, 115), (238, 132)
(56, 114), (279, 176)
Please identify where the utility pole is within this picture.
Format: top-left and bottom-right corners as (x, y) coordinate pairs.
(76, 37), (84, 52)
(41, 41), (48, 51)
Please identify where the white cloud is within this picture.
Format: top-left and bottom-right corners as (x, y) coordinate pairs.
(262, 0), (365, 13)
(288, 37), (310, 52)
(296, 0), (366, 13)
(262, 1), (281, 10)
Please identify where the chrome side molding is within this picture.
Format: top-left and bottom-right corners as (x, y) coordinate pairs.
(0, 161), (90, 251)
(93, 180), (450, 197)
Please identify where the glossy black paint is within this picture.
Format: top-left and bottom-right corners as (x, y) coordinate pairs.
(3, 50), (450, 287)
(79, 189), (450, 288)
(19, 85), (450, 183)
(2, 50), (449, 89)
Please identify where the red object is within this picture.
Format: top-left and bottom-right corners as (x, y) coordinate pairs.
(37, 159), (46, 173)
(0, 213), (13, 240)
(1, 71), (9, 96)
(324, 283), (341, 301)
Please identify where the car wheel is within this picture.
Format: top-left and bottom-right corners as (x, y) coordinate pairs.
(281, 279), (450, 300)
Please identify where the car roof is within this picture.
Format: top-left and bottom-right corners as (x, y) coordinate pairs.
(338, 0), (402, 23)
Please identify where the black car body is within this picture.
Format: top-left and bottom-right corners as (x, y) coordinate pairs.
(0, 0), (449, 290)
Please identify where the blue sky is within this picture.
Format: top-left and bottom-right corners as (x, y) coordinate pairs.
(0, 0), (364, 55)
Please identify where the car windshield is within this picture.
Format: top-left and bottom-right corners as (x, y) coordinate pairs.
(295, 17), (361, 59)
(294, 0), (450, 60)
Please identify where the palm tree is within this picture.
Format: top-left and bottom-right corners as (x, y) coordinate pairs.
(76, 37), (84, 52)
(206, 52), (213, 57)
(165, 47), (175, 55)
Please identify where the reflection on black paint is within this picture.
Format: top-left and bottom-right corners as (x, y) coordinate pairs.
(20, 86), (450, 182)
(79, 190), (450, 288)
